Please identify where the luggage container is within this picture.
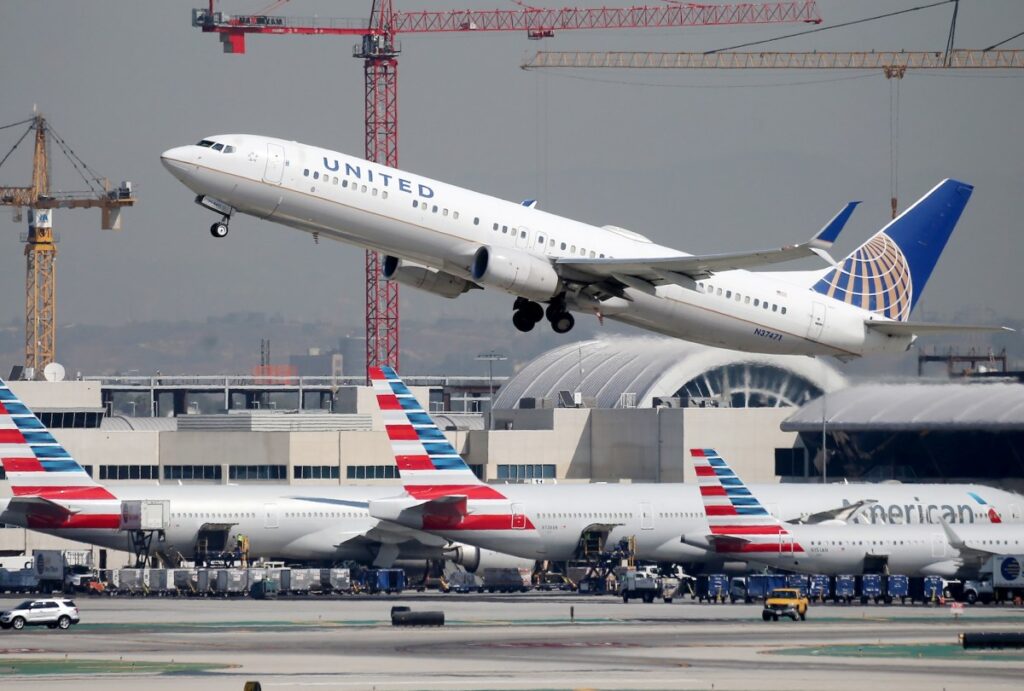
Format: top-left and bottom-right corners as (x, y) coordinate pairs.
(360, 568), (405, 594)
(834, 575), (856, 603)
(860, 574), (884, 604)
(785, 573), (809, 595)
(276, 568), (292, 592)
(149, 569), (174, 595)
(908, 575), (944, 604)
(808, 574), (831, 601)
(886, 575), (909, 604)
(215, 569), (247, 595)
(328, 568), (352, 593)
(196, 569), (214, 595)
(695, 574), (729, 603)
(117, 568), (147, 594)
(250, 578), (279, 599)
(744, 574), (787, 602)
(287, 568), (316, 594)
(173, 569), (197, 595)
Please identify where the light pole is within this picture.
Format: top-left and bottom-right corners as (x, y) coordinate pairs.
(476, 351), (507, 430)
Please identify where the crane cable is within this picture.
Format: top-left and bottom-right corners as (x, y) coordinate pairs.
(45, 122), (108, 197)
(0, 121), (34, 174)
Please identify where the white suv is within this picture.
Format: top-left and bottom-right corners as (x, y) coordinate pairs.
(1, 599), (80, 631)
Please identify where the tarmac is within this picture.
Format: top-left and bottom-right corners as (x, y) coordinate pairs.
(2, 592), (1023, 690)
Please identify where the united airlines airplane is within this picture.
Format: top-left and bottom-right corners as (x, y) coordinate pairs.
(686, 449), (1024, 578)
(365, 367), (1023, 566)
(0, 378), (514, 571)
(161, 136), (1007, 358)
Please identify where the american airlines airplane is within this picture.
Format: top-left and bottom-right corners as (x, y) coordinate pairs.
(686, 448), (1024, 578)
(0, 378), (512, 571)
(161, 136), (1007, 358)
(365, 366), (1022, 566)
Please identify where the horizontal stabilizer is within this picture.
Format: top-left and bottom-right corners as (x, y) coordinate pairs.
(5, 495), (78, 519)
(866, 320), (1014, 336)
(368, 494), (468, 523)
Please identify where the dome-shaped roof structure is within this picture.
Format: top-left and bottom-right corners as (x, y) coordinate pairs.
(493, 336), (846, 410)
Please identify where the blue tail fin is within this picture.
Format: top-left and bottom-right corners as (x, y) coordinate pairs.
(811, 179), (972, 321)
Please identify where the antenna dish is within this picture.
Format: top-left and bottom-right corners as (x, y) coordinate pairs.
(42, 362), (66, 382)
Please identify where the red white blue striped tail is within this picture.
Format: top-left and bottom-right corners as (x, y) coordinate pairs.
(692, 448), (802, 554)
(370, 366), (505, 502)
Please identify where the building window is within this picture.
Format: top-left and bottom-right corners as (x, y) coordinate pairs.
(163, 465), (222, 481)
(345, 465), (398, 480)
(469, 464), (484, 480)
(38, 411), (103, 428)
(229, 465), (287, 481)
(496, 464), (556, 480)
(294, 465), (341, 480)
(774, 448), (806, 476)
(99, 465), (159, 480)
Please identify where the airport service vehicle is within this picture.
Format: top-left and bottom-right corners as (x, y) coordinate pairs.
(961, 555), (1024, 604)
(762, 588), (809, 622)
(0, 598), (79, 631)
(618, 570), (662, 603)
(0, 378), (507, 572)
(365, 367), (1024, 565)
(161, 136), (1008, 358)
(687, 449), (1024, 579)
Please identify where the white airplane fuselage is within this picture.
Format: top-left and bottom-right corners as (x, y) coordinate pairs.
(370, 481), (1023, 564)
(0, 484), (447, 564)
(707, 521), (1024, 579)
(161, 136), (912, 359)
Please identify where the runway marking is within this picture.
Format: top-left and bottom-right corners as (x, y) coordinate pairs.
(0, 657), (233, 676)
(766, 642), (1024, 663)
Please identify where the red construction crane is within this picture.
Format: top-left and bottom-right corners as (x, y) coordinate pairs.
(192, 1), (822, 378)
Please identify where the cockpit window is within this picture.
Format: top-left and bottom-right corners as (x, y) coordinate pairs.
(212, 143), (224, 151)
(223, 145), (235, 154)
(197, 140), (214, 147)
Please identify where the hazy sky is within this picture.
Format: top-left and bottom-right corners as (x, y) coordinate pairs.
(0, 0), (1021, 342)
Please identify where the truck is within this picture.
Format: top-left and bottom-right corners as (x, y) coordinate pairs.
(32, 550), (96, 593)
(762, 588), (809, 621)
(618, 570), (662, 603)
(961, 555), (1024, 604)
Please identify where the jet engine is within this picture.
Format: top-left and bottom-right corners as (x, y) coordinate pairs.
(471, 246), (561, 301)
(383, 256), (474, 299)
(446, 544), (535, 573)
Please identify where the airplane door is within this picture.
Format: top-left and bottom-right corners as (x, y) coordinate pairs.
(511, 503), (527, 530)
(263, 143), (285, 184)
(264, 503), (279, 529)
(931, 533), (947, 558)
(535, 230), (550, 255)
(780, 533), (796, 554)
(640, 502), (654, 530)
(515, 226), (531, 250)
(807, 302), (826, 340)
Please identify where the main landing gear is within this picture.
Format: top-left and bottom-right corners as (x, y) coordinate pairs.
(512, 296), (575, 334)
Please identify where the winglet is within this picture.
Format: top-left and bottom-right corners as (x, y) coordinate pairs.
(521, 199), (538, 209)
(811, 201), (860, 248)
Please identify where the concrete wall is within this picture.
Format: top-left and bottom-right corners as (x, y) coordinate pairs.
(9, 380), (101, 409)
(681, 407), (796, 483)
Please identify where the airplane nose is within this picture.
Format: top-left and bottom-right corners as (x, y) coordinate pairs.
(160, 146), (194, 178)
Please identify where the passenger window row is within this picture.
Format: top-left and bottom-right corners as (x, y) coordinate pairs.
(303, 168), (389, 199)
(698, 282), (787, 315)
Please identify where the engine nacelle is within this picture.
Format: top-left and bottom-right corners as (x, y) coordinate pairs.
(383, 256), (473, 299)
(471, 246), (561, 301)
(446, 543), (535, 574)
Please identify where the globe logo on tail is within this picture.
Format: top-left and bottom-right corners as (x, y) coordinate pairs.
(813, 233), (913, 322)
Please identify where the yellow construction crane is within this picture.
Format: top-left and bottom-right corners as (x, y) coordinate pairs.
(0, 113), (135, 377)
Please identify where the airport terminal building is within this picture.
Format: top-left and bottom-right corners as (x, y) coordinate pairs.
(2, 336), (1022, 562)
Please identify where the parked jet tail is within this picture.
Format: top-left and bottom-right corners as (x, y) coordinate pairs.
(692, 448), (802, 554)
(370, 366), (504, 501)
(811, 179), (973, 321)
(0, 378), (118, 529)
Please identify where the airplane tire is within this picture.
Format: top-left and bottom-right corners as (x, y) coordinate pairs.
(210, 222), (229, 238)
(523, 301), (544, 323)
(512, 310), (535, 332)
(551, 312), (575, 334)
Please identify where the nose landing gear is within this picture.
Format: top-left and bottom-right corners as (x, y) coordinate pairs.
(210, 219), (229, 238)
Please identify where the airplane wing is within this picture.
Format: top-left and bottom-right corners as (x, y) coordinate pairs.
(865, 320), (1014, 336)
(556, 201), (858, 285)
(788, 499), (877, 525)
(940, 521), (1003, 568)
